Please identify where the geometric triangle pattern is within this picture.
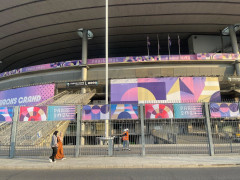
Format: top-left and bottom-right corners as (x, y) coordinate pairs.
(111, 77), (221, 104)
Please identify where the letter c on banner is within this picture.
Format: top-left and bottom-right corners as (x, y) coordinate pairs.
(18, 97), (23, 103)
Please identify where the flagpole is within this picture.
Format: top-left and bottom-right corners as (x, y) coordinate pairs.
(147, 42), (149, 57)
(168, 34), (170, 60)
(178, 35), (181, 59)
(157, 34), (160, 56)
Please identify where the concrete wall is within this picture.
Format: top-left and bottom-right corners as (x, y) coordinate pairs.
(0, 62), (235, 91)
(0, 68), (82, 91)
(88, 63), (235, 81)
(188, 35), (231, 54)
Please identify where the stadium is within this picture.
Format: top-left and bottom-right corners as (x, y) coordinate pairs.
(0, 0), (240, 157)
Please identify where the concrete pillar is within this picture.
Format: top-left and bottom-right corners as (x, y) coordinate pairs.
(229, 25), (239, 54)
(81, 29), (88, 94)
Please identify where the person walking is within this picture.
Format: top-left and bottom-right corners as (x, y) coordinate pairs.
(122, 128), (130, 151)
(49, 131), (58, 163)
(55, 132), (66, 160)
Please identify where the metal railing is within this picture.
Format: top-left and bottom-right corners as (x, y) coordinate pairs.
(1, 102), (240, 158)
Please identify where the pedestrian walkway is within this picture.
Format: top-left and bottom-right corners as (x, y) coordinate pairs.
(0, 155), (240, 169)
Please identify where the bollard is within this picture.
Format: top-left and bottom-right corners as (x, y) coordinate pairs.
(108, 139), (113, 156)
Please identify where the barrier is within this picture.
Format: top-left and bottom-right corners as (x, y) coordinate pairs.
(1, 102), (240, 158)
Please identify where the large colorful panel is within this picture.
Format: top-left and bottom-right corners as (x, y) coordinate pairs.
(145, 104), (173, 119)
(174, 103), (203, 118)
(0, 107), (14, 122)
(210, 103), (240, 118)
(48, 106), (76, 121)
(111, 77), (220, 104)
(197, 53), (240, 60)
(0, 84), (55, 106)
(82, 105), (109, 120)
(111, 104), (138, 120)
(19, 106), (47, 121)
(0, 60), (81, 78)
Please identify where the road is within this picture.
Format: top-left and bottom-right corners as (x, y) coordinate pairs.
(0, 167), (240, 180)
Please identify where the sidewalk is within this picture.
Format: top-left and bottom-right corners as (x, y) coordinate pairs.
(0, 155), (240, 169)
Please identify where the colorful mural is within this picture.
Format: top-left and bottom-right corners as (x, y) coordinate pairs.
(48, 106), (76, 121)
(82, 105), (109, 120)
(197, 53), (240, 60)
(210, 103), (240, 118)
(174, 103), (203, 118)
(19, 106), (47, 121)
(145, 104), (173, 119)
(111, 104), (138, 119)
(111, 77), (220, 104)
(0, 107), (14, 122)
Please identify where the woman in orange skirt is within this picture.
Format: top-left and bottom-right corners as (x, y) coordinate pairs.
(55, 132), (66, 160)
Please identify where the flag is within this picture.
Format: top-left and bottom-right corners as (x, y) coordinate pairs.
(147, 35), (150, 56)
(168, 34), (171, 59)
(168, 34), (171, 48)
(147, 36), (150, 47)
(157, 34), (160, 55)
(178, 35), (181, 56)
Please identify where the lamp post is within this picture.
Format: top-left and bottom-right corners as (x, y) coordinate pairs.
(105, 0), (109, 138)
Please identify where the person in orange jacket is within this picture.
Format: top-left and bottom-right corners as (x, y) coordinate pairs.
(122, 128), (130, 151)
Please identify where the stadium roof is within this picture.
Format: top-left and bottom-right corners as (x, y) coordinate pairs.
(0, 0), (240, 72)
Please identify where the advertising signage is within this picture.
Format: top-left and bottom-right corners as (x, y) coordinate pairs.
(48, 106), (76, 121)
(66, 81), (98, 87)
(0, 84), (55, 106)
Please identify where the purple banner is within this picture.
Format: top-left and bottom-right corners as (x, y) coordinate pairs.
(0, 84), (55, 106)
(82, 105), (109, 120)
(210, 103), (240, 118)
(197, 53), (240, 60)
(87, 55), (197, 64)
(0, 60), (82, 78)
(111, 77), (221, 104)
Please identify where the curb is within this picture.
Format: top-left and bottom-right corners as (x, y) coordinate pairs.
(1, 163), (240, 170)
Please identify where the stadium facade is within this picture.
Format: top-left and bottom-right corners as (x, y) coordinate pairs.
(0, 1), (240, 157)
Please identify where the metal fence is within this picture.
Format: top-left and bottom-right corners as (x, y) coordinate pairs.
(0, 122), (12, 156)
(145, 118), (209, 154)
(1, 103), (240, 158)
(211, 118), (240, 154)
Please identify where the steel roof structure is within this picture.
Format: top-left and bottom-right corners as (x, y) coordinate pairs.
(0, 0), (240, 72)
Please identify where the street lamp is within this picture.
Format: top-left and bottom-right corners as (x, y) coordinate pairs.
(221, 24), (240, 54)
(77, 28), (94, 39)
(222, 24), (240, 35)
(105, 0), (109, 138)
